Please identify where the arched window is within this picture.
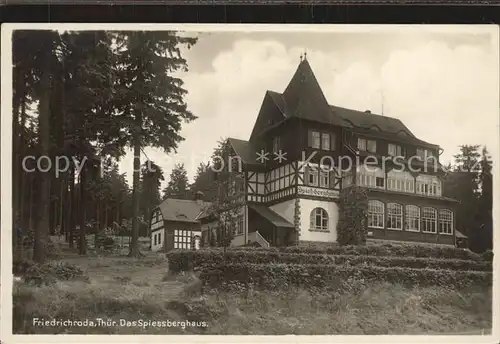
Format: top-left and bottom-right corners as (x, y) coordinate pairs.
(310, 208), (329, 231)
(387, 170), (415, 193)
(439, 209), (453, 235)
(421, 207), (437, 233)
(416, 175), (442, 197)
(405, 205), (420, 232)
(387, 203), (403, 230)
(357, 164), (385, 189)
(368, 200), (384, 229)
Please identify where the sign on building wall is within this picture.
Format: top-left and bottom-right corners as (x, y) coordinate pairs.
(297, 186), (339, 199)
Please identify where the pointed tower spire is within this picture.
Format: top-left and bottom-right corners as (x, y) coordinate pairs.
(282, 57), (348, 127)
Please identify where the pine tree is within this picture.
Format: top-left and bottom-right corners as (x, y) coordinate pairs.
(475, 146), (493, 252)
(162, 163), (190, 200)
(190, 161), (218, 201)
(445, 145), (482, 248)
(139, 160), (164, 235)
(206, 139), (245, 252)
(112, 31), (197, 257)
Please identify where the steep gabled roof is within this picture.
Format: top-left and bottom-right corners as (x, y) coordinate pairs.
(330, 106), (416, 138)
(281, 59), (347, 127)
(228, 137), (261, 166)
(248, 58), (438, 148)
(157, 198), (212, 223)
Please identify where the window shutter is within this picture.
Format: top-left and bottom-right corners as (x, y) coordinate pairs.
(307, 130), (312, 147)
(304, 165), (310, 185)
(330, 133), (336, 151)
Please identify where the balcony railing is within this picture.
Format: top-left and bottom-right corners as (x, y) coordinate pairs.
(249, 230), (270, 248)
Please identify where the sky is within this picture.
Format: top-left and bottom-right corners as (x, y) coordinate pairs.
(114, 26), (499, 190)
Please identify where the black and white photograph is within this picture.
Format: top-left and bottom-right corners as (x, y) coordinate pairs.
(1, 24), (498, 338)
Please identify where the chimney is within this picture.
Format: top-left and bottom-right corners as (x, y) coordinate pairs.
(364, 110), (371, 114)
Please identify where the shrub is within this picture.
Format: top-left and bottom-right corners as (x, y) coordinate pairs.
(166, 249), (491, 274)
(231, 242), (482, 261)
(482, 250), (493, 262)
(199, 263), (492, 292)
(102, 237), (115, 251)
(337, 186), (368, 245)
(24, 261), (89, 286)
(13, 259), (36, 275)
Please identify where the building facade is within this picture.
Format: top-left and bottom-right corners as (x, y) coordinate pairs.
(153, 58), (464, 251)
(150, 194), (210, 252)
(198, 58), (462, 248)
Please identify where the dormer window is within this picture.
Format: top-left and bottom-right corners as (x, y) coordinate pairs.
(358, 138), (367, 151)
(358, 138), (376, 153)
(388, 143), (404, 157)
(321, 133), (330, 150)
(308, 130), (321, 149)
(272, 136), (280, 153)
(367, 140), (377, 153)
(417, 148), (434, 160)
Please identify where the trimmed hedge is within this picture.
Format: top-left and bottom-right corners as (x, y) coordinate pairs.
(166, 249), (491, 274)
(199, 263), (492, 291)
(229, 242), (482, 261)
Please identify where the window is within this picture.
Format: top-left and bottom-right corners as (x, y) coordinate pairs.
(416, 148), (425, 159)
(439, 209), (453, 235)
(368, 200), (384, 228)
(387, 203), (403, 230)
(158, 232), (162, 245)
(358, 138), (367, 151)
(319, 170), (329, 188)
(174, 229), (192, 249)
(330, 133), (336, 151)
(416, 175), (442, 196)
(321, 133), (330, 150)
(310, 208), (329, 231)
(387, 170), (415, 193)
(367, 140), (377, 153)
(309, 130), (320, 149)
(421, 207), (437, 233)
(306, 166), (319, 187)
(376, 177), (385, 188)
(272, 136), (280, 153)
(388, 143), (403, 157)
(417, 148), (434, 160)
(237, 215), (244, 235)
(154, 234), (157, 246)
(405, 205), (420, 232)
(357, 164), (385, 189)
(357, 137), (376, 153)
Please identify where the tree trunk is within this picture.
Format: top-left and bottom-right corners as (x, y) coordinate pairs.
(78, 166), (87, 255)
(96, 200), (100, 230)
(129, 131), (141, 257)
(28, 175), (34, 235)
(59, 177), (65, 237)
(68, 167), (75, 248)
(33, 70), (51, 264)
(104, 205), (108, 231)
(13, 80), (21, 259)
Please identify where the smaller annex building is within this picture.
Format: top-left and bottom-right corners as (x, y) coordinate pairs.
(150, 192), (211, 252)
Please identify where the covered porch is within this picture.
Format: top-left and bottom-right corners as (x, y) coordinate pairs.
(247, 204), (296, 247)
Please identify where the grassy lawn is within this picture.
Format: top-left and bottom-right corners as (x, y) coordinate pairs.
(13, 252), (492, 335)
